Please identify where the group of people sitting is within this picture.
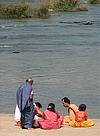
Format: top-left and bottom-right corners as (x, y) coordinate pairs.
(15, 78), (95, 129)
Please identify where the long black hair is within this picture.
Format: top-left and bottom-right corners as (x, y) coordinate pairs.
(47, 103), (55, 112)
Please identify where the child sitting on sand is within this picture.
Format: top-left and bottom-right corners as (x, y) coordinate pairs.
(33, 102), (43, 128)
(34, 102), (42, 119)
(36, 103), (63, 129)
(69, 104), (95, 127)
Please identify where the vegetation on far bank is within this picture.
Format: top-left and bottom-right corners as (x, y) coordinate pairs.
(89, 0), (100, 4)
(0, 0), (88, 19)
(0, 2), (50, 19)
(0, 3), (30, 18)
(49, 0), (88, 12)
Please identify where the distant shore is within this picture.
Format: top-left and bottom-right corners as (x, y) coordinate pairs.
(0, 113), (100, 136)
(0, 0), (100, 19)
(0, 0), (88, 19)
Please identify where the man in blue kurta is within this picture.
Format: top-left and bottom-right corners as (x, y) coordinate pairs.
(16, 79), (34, 129)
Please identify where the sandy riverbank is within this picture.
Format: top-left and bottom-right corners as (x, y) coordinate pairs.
(0, 114), (100, 136)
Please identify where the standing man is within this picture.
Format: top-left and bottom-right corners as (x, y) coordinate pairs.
(61, 97), (78, 124)
(16, 79), (34, 129)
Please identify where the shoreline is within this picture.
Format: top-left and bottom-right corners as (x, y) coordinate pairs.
(0, 113), (100, 136)
(0, 1), (88, 19)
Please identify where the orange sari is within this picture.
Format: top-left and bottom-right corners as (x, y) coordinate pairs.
(69, 111), (95, 127)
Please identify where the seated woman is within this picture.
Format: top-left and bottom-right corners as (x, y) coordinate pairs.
(37, 103), (63, 129)
(69, 104), (95, 127)
(61, 97), (78, 124)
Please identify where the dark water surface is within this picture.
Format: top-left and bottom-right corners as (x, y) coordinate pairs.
(0, 5), (99, 118)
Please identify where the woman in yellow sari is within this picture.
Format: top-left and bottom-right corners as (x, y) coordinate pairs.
(69, 104), (95, 127)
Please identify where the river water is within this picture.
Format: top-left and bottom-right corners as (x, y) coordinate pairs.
(0, 4), (99, 118)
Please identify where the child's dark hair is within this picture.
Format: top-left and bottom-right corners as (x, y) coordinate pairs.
(47, 103), (55, 112)
(61, 97), (70, 104)
(79, 104), (86, 111)
(35, 102), (42, 109)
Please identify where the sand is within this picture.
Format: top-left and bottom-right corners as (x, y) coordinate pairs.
(0, 114), (100, 136)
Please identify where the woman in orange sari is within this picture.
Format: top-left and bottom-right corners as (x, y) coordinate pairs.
(69, 104), (95, 127)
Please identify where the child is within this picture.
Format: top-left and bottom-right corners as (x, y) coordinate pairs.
(69, 104), (95, 127)
(34, 102), (43, 119)
(33, 102), (43, 128)
(37, 103), (63, 129)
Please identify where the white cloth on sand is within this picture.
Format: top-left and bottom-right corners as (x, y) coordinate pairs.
(15, 105), (21, 122)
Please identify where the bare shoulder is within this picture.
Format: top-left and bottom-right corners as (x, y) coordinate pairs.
(70, 104), (78, 110)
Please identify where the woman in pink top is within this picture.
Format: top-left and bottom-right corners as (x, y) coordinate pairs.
(37, 103), (63, 129)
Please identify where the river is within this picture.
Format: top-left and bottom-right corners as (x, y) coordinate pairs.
(0, 4), (99, 118)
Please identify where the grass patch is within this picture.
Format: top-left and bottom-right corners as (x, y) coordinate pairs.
(0, 2), (50, 19)
(49, 0), (88, 11)
(33, 3), (51, 18)
(89, 0), (100, 4)
(0, 3), (32, 18)
(0, 0), (88, 19)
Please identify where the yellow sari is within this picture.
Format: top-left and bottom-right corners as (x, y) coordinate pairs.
(69, 120), (95, 127)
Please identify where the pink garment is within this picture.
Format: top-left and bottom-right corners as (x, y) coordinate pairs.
(37, 109), (63, 129)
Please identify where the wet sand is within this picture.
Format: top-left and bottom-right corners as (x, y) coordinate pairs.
(0, 114), (100, 136)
